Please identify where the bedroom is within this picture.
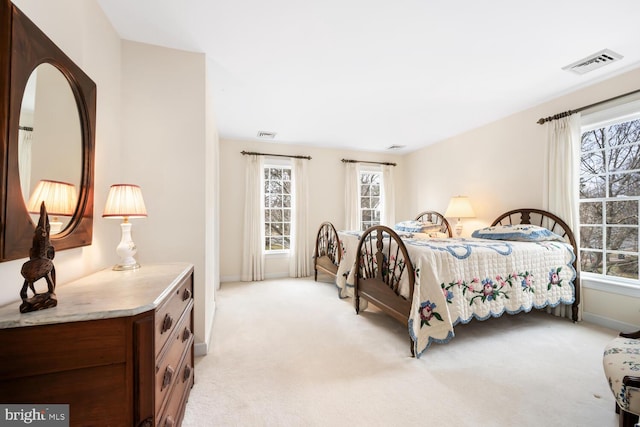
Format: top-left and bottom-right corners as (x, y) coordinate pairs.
(0, 0), (638, 425)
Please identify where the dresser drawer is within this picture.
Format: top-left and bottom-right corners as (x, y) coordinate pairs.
(155, 305), (193, 416)
(157, 346), (194, 427)
(155, 273), (193, 353)
(0, 317), (126, 380)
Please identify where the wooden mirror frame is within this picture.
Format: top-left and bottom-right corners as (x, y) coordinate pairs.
(0, 0), (95, 261)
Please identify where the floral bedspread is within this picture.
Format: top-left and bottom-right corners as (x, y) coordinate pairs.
(336, 232), (576, 357)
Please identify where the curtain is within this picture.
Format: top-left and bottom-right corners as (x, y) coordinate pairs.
(241, 154), (264, 281)
(381, 165), (395, 226)
(344, 162), (360, 230)
(289, 158), (310, 277)
(544, 113), (582, 320)
(18, 128), (33, 198)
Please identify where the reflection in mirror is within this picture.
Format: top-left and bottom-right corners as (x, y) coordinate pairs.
(18, 63), (82, 234)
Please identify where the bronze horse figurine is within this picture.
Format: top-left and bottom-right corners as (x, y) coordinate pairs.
(19, 202), (57, 313)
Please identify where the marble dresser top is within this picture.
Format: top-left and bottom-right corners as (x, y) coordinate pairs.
(0, 262), (194, 329)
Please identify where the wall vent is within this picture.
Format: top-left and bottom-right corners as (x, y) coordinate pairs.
(562, 49), (623, 75)
(257, 131), (277, 139)
(386, 144), (406, 150)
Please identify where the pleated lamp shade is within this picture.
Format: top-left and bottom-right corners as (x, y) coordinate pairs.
(102, 184), (147, 220)
(27, 179), (77, 216)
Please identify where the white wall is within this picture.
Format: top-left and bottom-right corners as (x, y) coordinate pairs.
(121, 40), (217, 351)
(219, 139), (406, 281)
(404, 66), (640, 330)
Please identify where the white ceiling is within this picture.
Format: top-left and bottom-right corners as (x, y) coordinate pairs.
(97, 0), (640, 154)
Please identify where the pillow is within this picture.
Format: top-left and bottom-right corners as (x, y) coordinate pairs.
(471, 224), (565, 242)
(394, 220), (442, 233)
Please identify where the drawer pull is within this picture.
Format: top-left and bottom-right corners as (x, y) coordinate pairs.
(183, 364), (192, 382)
(182, 327), (192, 342)
(182, 288), (192, 301)
(164, 416), (175, 427)
(161, 314), (173, 334)
(162, 365), (175, 390)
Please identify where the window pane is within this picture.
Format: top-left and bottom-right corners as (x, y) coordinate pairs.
(611, 172), (640, 197)
(607, 227), (638, 251)
(580, 226), (602, 249)
(581, 129), (605, 152)
(270, 223), (283, 237)
(283, 237), (290, 250)
(606, 200), (638, 225)
(283, 209), (291, 221)
(361, 197), (370, 209)
(272, 237), (284, 250)
(282, 169), (291, 181)
(269, 168), (282, 180)
(362, 210), (372, 221)
(580, 150), (606, 175)
(581, 251), (603, 274)
(283, 223), (290, 236)
(609, 144), (640, 172)
(607, 254), (638, 280)
(371, 197), (380, 209)
(580, 202), (602, 224)
(608, 120), (640, 148)
(579, 175), (606, 199)
(283, 181), (291, 194)
(282, 195), (291, 208)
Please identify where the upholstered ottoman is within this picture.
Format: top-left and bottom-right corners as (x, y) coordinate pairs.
(603, 332), (640, 427)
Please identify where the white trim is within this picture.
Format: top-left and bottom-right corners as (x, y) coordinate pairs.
(194, 341), (208, 357)
(582, 312), (639, 332)
(582, 274), (640, 298)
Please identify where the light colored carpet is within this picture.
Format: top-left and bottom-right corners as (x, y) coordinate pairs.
(182, 276), (620, 427)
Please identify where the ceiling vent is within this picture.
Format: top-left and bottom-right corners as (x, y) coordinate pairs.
(386, 144), (406, 150)
(257, 131), (276, 139)
(562, 49), (623, 75)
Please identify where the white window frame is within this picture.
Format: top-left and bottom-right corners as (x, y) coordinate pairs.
(263, 158), (292, 254)
(359, 166), (382, 231)
(579, 98), (640, 295)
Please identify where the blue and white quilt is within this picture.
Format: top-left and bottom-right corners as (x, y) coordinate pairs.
(336, 232), (576, 357)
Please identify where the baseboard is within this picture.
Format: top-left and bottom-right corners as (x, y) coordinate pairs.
(194, 341), (208, 357)
(583, 312), (639, 333)
(221, 272), (290, 283)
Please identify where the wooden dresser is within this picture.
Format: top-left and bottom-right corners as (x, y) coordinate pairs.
(0, 262), (195, 427)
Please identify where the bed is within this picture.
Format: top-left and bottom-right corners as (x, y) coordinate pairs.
(314, 221), (343, 282)
(353, 208), (580, 357)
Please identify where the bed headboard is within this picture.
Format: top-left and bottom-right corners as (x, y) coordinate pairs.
(414, 211), (453, 237)
(490, 208), (577, 250)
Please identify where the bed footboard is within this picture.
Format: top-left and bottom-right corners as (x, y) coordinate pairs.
(314, 222), (342, 281)
(354, 225), (416, 356)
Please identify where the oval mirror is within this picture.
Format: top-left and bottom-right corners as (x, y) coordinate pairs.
(18, 63), (82, 235)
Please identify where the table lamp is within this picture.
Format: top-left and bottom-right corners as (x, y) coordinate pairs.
(27, 179), (77, 234)
(102, 184), (147, 270)
(445, 196), (475, 237)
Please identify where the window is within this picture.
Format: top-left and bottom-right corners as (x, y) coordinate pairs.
(264, 164), (291, 252)
(579, 110), (640, 283)
(359, 169), (381, 231)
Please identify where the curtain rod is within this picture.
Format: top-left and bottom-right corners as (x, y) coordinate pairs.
(341, 159), (397, 167)
(19, 125), (33, 131)
(241, 150), (311, 160)
(536, 87), (640, 125)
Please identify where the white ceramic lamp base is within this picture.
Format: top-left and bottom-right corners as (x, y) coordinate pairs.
(113, 222), (140, 270)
